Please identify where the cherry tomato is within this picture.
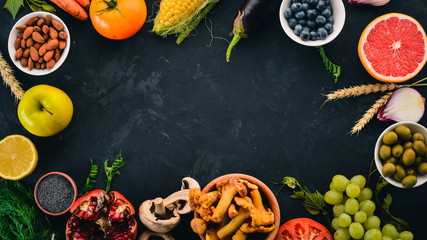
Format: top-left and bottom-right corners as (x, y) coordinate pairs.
(89, 0), (147, 40)
(275, 218), (333, 240)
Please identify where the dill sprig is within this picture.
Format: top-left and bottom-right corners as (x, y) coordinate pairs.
(0, 180), (55, 240)
(104, 151), (126, 192)
(78, 159), (99, 197)
(316, 46), (341, 83)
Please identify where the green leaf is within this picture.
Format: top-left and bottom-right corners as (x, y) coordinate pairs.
(104, 151), (126, 192)
(79, 159), (99, 197)
(382, 193), (392, 212)
(316, 46), (342, 83)
(4, 0), (24, 19)
(301, 190), (325, 215)
(290, 191), (305, 200)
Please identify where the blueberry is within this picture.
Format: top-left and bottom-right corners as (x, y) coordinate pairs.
(324, 23), (334, 34)
(327, 16), (334, 24)
(324, 0), (330, 4)
(308, 0), (318, 7)
(316, 0), (326, 11)
(288, 18), (298, 29)
(295, 11), (305, 19)
(284, 8), (293, 19)
(294, 24), (303, 35)
(315, 15), (326, 26)
(298, 19), (307, 26)
(326, 4), (332, 12)
(301, 0), (308, 3)
(307, 20), (316, 28)
(302, 3), (309, 11)
(291, 0), (301, 3)
(306, 9), (317, 19)
(300, 30), (311, 41)
(317, 27), (328, 40)
(291, 3), (303, 12)
(321, 9), (331, 18)
(303, 26), (310, 32)
(310, 31), (318, 40)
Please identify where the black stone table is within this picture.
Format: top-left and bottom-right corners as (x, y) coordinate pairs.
(1, 0), (427, 238)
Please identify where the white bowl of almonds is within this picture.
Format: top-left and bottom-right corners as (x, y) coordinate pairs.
(8, 12), (70, 76)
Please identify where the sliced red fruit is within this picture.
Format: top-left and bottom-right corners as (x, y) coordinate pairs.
(108, 191), (136, 222)
(276, 218), (332, 240)
(358, 13), (427, 83)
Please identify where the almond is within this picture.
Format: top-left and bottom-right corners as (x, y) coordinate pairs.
(14, 38), (21, 50)
(54, 48), (60, 61)
(42, 25), (49, 34)
(38, 44), (47, 56)
(35, 62), (41, 69)
(37, 18), (44, 26)
(59, 31), (67, 40)
(46, 59), (55, 69)
(34, 43), (42, 50)
(23, 26), (33, 39)
(26, 16), (39, 26)
(32, 31), (44, 44)
(49, 27), (58, 39)
(34, 26), (41, 32)
(30, 46), (39, 62)
(51, 20), (63, 31)
(20, 58), (28, 68)
(17, 32), (23, 38)
(15, 48), (23, 60)
(43, 34), (49, 40)
(44, 50), (54, 62)
(23, 48), (30, 58)
(45, 15), (52, 26)
(59, 40), (66, 50)
(15, 24), (27, 32)
(20, 38), (26, 49)
(46, 39), (59, 50)
(28, 58), (34, 71)
(38, 57), (44, 63)
(41, 62), (46, 69)
(26, 38), (34, 48)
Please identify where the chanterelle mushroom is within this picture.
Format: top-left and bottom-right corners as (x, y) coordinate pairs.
(139, 177), (200, 233)
(211, 178), (246, 223)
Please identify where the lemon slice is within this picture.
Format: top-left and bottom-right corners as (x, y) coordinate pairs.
(0, 134), (38, 180)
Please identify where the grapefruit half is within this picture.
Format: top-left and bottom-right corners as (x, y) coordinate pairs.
(358, 13), (427, 83)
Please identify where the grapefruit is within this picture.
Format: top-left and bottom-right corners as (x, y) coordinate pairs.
(358, 13), (427, 83)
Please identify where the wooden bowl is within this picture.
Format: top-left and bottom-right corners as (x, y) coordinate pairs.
(194, 173), (280, 240)
(34, 171), (77, 216)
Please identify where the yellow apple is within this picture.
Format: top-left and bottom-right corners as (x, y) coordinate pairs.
(17, 85), (73, 137)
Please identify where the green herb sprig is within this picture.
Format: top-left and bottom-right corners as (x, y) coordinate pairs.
(272, 177), (332, 231)
(4, 0), (55, 19)
(104, 151), (126, 193)
(78, 159), (99, 197)
(0, 180), (55, 240)
(316, 46), (341, 83)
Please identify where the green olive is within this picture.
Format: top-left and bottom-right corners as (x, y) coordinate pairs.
(385, 157), (397, 164)
(414, 156), (423, 165)
(413, 140), (426, 156)
(393, 165), (406, 182)
(402, 175), (418, 188)
(402, 149), (416, 167)
(379, 145), (392, 160)
(412, 132), (425, 142)
(392, 144), (404, 158)
(382, 162), (396, 177)
(403, 142), (413, 150)
(405, 168), (416, 176)
(383, 131), (398, 145)
(418, 162), (427, 175)
(395, 126), (412, 141)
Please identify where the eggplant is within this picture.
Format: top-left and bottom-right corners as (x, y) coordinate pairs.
(226, 0), (274, 62)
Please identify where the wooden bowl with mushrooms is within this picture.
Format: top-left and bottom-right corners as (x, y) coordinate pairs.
(190, 173), (280, 240)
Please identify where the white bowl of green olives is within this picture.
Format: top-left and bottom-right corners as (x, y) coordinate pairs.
(375, 122), (427, 188)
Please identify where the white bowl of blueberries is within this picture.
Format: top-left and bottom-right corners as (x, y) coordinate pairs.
(279, 0), (346, 46)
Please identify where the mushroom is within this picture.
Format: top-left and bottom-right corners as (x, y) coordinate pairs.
(249, 189), (274, 227)
(231, 229), (247, 240)
(139, 230), (175, 240)
(228, 203), (238, 219)
(216, 206), (251, 239)
(190, 218), (207, 235)
(211, 178), (247, 223)
(189, 188), (220, 222)
(139, 177), (200, 233)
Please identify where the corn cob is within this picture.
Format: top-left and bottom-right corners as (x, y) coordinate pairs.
(153, 0), (217, 37)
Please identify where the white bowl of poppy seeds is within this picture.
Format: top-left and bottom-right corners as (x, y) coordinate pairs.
(34, 172), (77, 216)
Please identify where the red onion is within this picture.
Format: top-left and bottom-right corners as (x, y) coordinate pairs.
(378, 87), (425, 122)
(348, 0), (390, 6)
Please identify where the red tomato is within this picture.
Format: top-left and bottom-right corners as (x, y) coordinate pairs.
(275, 218), (333, 240)
(89, 0), (147, 40)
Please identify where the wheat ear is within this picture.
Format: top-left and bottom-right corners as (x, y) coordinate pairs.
(351, 92), (393, 135)
(0, 51), (24, 102)
(325, 83), (399, 101)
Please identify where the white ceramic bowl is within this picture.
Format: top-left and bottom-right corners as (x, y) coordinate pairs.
(279, 0), (346, 47)
(375, 122), (427, 188)
(8, 12), (70, 76)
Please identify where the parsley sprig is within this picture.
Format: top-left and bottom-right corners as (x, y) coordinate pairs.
(104, 152), (126, 193)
